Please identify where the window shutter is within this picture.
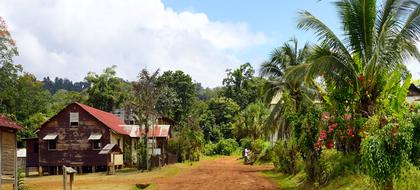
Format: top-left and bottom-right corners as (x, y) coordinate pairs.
(70, 112), (79, 122)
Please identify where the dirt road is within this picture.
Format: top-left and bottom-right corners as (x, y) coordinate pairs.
(155, 156), (278, 190)
(24, 156), (278, 190)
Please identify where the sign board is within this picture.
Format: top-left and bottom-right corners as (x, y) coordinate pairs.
(112, 154), (124, 166)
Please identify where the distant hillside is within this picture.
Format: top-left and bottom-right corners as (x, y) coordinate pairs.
(42, 77), (89, 94)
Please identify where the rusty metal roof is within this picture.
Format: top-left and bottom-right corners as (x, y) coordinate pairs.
(0, 114), (22, 130)
(98, 144), (121, 154)
(75, 102), (129, 135)
(121, 124), (171, 138)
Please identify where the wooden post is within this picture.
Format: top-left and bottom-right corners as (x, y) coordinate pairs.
(14, 132), (17, 190)
(92, 166), (95, 173)
(38, 166), (43, 176)
(63, 166), (66, 190)
(63, 166), (76, 190)
(69, 173), (74, 190)
(25, 167), (29, 177)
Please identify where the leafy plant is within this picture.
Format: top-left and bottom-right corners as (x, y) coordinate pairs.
(272, 138), (300, 174)
(361, 122), (414, 189)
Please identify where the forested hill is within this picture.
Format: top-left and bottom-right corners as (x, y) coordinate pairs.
(42, 77), (89, 94)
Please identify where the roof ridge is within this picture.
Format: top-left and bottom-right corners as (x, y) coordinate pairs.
(74, 102), (128, 135)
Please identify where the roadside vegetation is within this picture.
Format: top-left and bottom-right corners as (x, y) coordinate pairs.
(0, 0), (419, 189)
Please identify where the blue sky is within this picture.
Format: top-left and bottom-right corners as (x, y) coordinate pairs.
(1, 0), (418, 87)
(163, 0), (340, 67)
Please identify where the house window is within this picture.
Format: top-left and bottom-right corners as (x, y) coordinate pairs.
(92, 140), (101, 150)
(48, 139), (57, 150)
(70, 112), (79, 127)
(33, 143), (39, 153)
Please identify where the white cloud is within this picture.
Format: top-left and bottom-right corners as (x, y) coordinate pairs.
(0, 0), (266, 87)
(406, 43), (420, 80)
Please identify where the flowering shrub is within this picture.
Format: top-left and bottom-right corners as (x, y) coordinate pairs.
(315, 113), (364, 153)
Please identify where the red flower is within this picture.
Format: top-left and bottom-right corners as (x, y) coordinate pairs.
(320, 130), (327, 140)
(328, 123), (338, 133)
(347, 129), (355, 138)
(314, 140), (322, 150)
(344, 114), (352, 120)
(326, 139), (334, 149)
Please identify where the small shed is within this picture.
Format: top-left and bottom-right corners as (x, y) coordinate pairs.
(0, 114), (22, 190)
(99, 144), (123, 175)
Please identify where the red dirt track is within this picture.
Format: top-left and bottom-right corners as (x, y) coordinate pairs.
(155, 157), (278, 190)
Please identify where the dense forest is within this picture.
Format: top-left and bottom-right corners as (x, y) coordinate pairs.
(1, 0), (420, 188)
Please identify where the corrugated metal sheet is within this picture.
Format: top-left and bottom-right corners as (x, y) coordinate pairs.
(88, 133), (102, 140)
(76, 103), (128, 135)
(0, 114), (22, 129)
(42, 134), (58, 140)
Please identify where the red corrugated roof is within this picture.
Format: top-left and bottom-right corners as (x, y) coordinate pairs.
(138, 125), (170, 138)
(75, 103), (128, 135)
(0, 114), (22, 130)
(148, 125), (170, 137)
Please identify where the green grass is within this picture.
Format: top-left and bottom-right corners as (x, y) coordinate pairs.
(262, 170), (306, 190)
(262, 165), (420, 190)
(262, 169), (373, 190)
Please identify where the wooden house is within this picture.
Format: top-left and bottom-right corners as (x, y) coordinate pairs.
(0, 114), (22, 190)
(407, 84), (420, 104)
(26, 102), (129, 175)
(26, 102), (173, 175)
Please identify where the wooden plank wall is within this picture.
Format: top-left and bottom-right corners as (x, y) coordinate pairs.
(1, 128), (17, 186)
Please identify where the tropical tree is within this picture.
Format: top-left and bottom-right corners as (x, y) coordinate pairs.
(223, 63), (265, 109)
(260, 38), (312, 139)
(156, 70), (196, 123)
(290, 0), (419, 117)
(129, 69), (161, 170)
(85, 66), (130, 112)
(233, 102), (269, 140)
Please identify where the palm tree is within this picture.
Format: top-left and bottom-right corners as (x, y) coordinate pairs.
(260, 38), (312, 139)
(129, 69), (161, 170)
(292, 0), (419, 117)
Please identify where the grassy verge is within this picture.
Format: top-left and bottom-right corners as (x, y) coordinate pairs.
(24, 160), (208, 190)
(262, 165), (420, 190)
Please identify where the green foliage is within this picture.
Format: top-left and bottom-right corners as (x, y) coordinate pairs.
(409, 113), (420, 167)
(85, 66), (129, 112)
(156, 70), (196, 123)
(215, 138), (239, 156)
(318, 149), (359, 186)
(272, 138), (300, 174)
(170, 117), (205, 162)
(233, 102), (269, 140)
(207, 97), (240, 139)
(239, 138), (252, 149)
(42, 76), (89, 94)
(129, 69), (161, 170)
(223, 63), (265, 109)
(250, 139), (271, 163)
(0, 17), (18, 66)
(203, 138), (239, 156)
(394, 164), (420, 190)
(17, 168), (29, 190)
(361, 122), (414, 188)
(203, 142), (218, 156)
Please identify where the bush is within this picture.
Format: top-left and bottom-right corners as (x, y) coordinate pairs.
(318, 149), (359, 186)
(239, 138), (252, 149)
(168, 126), (204, 162)
(361, 122), (414, 189)
(251, 139), (271, 163)
(204, 142), (217, 156)
(215, 138), (239, 156)
(272, 139), (300, 174)
(410, 113), (420, 167)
